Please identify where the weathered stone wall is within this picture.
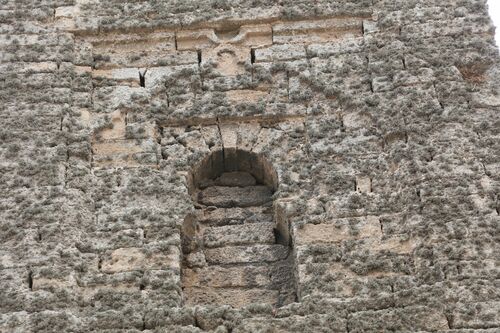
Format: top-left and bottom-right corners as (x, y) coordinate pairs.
(1, 0), (499, 332)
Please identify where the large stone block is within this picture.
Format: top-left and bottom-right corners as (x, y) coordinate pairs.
(295, 216), (382, 245)
(197, 207), (273, 226)
(307, 37), (364, 57)
(451, 301), (500, 329)
(203, 222), (275, 247)
(184, 287), (279, 307)
(272, 17), (363, 44)
(254, 44), (307, 62)
(101, 246), (180, 273)
(348, 306), (449, 332)
(182, 265), (271, 288)
(197, 186), (273, 207)
(205, 244), (289, 264)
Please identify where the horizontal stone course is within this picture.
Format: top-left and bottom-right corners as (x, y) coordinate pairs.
(204, 244), (289, 265)
(184, 287), (280, 308)
(254, 44), (307, 62)
(182, 265), (272, 288)
(101, 247), (180, 273)
(197, 185), (273, 207)
(203, 222), (276, 247)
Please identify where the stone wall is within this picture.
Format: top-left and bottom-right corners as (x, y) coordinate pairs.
(0, 0), (499, 332)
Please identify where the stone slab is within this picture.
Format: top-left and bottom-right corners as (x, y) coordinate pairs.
(197, 185), (273, 207)
(183, 287), (279, 307)
(205, 244), (289, 264)
(182, 265), (272, 288)
(203, 222), (275, 248)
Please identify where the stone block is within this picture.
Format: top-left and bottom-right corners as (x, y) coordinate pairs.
(95, 110), (126, 140)
(55, 6), (78, 18)
(177, 24), (272, 51)
(234, 314), (347, 333)
(197, 207), (273, 226)
(88, 31), (177, 68)
(90, 309), (144, 330)
(0, 268), (31, 295)
(272, 18), (362, 44)
(368, 57), (404, 74)
(254, 44), (307, 63)
(92, 68), (140, 86)
(471, 92), (500, 108)
(177, 29), (218, 50)
(348, 306), (449, 332)
(182, 265), (271, 288)
(93, 86), (148, 110)
(203, 222), (275, 247)
(219, 123), (239, 149)
(197, 186), (273, 207)
(86, 229), (145, 252)
(205, 244), (289, 264)
(295, 216), (381, 245)
(237, 24), (273, 47)
(343, 111), (374, 130)
(356, 176), (372, 193)
(372, 75), (393, 92)
(145, 64), (198, 88)
(225, 89), (269, 104)
(310, 53), (366, 73)
(184, 287), (279, 307)
(0, 62), (58, 74)
(363, 20), (379, 34)
(451, 301), (500, 329)
(0, 311), (82, 333)
(401, 17), (493, 39)
(92, 139), (144, 156)
(202, 74), (253, 92)
(307, 37), (364, 57)
(185, 251), (207, 268)
(101, 246), (180, 273)
(203, 44), (249, 76)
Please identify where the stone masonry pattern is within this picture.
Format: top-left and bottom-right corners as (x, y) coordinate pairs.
(0, 0), (499, 332)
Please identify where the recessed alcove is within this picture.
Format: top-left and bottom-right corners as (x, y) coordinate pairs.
(214, 26), (241, 41)
(181, 149), (296, 308)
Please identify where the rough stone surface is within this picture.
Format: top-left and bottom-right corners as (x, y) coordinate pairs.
(198, 185), (273, 207)
(0, 0), (499, 331)
(183, 168), (295, 308)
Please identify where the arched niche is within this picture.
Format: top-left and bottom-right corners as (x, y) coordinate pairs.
(181, 148), (295, 308)
(186, 148), (279, 196)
